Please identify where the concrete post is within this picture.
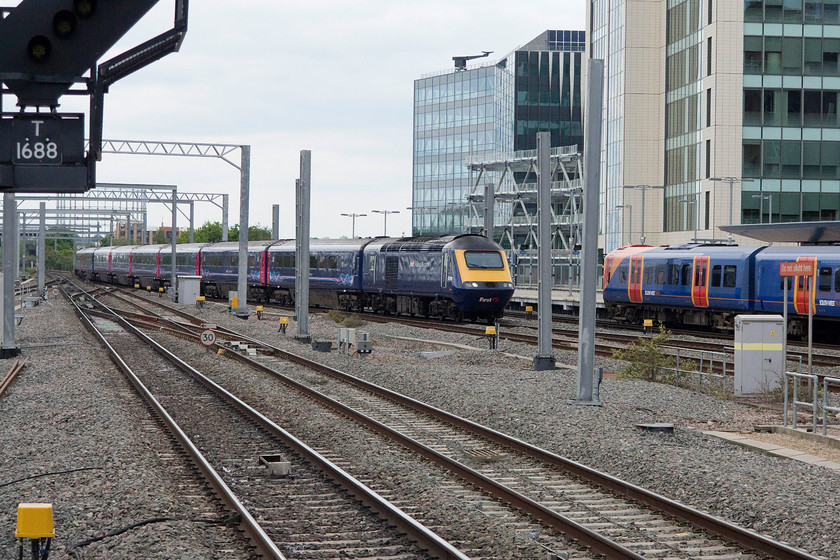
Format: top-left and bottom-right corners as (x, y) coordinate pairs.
(572, 58), (604, 405)
(534, 132), (556, 371)
(236, 145), (250, 316)
(295, 151), (311, 341)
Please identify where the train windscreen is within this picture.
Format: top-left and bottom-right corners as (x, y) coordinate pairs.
(464, 251), (504, 270)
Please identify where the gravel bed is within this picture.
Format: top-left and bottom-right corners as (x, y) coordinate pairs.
(0, 296), (253, 559)
(3, 290), (840, 559)
(185, 302), (839, 559)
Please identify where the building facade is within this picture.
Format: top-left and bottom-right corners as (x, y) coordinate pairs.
(412, 62), (514, 236)
(589, 0), (840, 252)
(411, 30), (585, 237)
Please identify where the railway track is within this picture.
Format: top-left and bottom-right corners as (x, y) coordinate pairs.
(65, 281), (463, 560)
(79, 282), (825, 560)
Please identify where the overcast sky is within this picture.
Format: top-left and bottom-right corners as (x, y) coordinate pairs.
(57, 0), (586, 239)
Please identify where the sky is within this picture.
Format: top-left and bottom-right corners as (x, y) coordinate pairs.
(41, 0), (587, 239)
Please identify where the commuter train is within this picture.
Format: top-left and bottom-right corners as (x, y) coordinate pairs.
(602, 243), (840, 336)
(74, 235), (515, 322)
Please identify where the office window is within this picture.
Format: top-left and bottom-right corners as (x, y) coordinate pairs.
(707, 37), (712, 75)
(706, 139), (711, 178)
(706, 88), (712, 126)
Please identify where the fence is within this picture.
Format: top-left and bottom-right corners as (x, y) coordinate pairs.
(784, 371), (840, 435)
(660, 348), (729, 395)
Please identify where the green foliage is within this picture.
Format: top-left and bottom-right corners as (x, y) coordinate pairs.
(611, 324), (680, 382)
(175, 222), (273, 244)
(327, 309), (363, 328)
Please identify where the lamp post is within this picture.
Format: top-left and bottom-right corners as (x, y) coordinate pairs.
(752, 194), (770, 224)
(710, 177), (754, 244)
(371, 209), (399, 237)
(622, 184), (664, 244)
(340, 213), (366, 238)
(679, 196), (698, 242)
(615, 204), (632, 246)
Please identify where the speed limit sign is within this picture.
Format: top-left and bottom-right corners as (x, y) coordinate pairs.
(200, 329), (217, 347)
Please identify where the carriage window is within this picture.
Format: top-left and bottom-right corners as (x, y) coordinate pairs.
(310, 255), (317, 268)
(318, 255), (329, 269)
(681, 264), (691, 286)
(328, 255), (338, 269)
(819, 267), (832, 291)
(723, 265), (737, 288)
(367, 254), (376, 272)
(711, 265), (722, 287)
(644, 264), (654, 284)
(248, 255), (257, 267)
(464, 251), (504, 269)
(668, 264), (680, 285)
(655, 264), (666, 284)
(836, 270), (840, 293)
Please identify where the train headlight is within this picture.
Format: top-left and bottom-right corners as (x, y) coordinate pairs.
(468, 282), (479, 288)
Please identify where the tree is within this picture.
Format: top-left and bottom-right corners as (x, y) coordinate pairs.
(175, 221), (273, 243)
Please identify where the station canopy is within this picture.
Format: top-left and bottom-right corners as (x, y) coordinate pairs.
(719, 221), (840, 245)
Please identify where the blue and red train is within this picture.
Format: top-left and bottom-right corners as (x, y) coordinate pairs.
(74, 234), (515, 322)
(603, 243), (840, 336)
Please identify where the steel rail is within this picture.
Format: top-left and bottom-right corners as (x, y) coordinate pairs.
(70, 283), (471, 560)
(63, 284), (287, 560)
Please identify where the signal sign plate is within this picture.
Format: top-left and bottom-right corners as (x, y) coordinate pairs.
(200, 329), (217, 347)
(12, 116), (65, 164)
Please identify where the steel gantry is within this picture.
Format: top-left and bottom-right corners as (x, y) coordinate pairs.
(466, 145), (583, 287)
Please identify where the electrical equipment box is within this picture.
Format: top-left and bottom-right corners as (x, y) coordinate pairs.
(734, 315), (784, 396)
(177, 276), (201, 305)
(15, 503), (55, 539)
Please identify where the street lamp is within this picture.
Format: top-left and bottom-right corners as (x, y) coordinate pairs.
(340, 212), (366, 238)
(710, 177), (754, 244)
(371, 209), (399, 237)
(622, 184), (663, 244)
(752, 194), (771, 224)
(679, 196), (698, 243)
(615, 204), (632, 246)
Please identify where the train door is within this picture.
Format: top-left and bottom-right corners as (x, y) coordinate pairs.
(441, 250), (452, 290)
(691, 256), (710, 307)
(793, 256), (817, 314)
(628, 255), (644, 303)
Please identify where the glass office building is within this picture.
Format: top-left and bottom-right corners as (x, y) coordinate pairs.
(589, 0), (840, 251)
(412, 30), (585, 236)
(412, 63), (514, 236)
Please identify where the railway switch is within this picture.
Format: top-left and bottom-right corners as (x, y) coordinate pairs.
(15, 502), (54, 560)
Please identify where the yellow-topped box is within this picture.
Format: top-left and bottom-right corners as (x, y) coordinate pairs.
(15, 503), (55, 538)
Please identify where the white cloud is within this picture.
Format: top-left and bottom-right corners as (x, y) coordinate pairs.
(7, 0), (586, 240)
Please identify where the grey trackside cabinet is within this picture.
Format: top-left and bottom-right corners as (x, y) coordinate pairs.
(734, 315), (784, 396)
(177, 276), (202, 305)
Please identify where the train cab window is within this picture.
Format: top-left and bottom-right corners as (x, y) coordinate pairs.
(668, 264), (680, 285)
(711, 265), (722, 287)
(819, 267), (832, 291)
(723, 265), (737, 288)
(464, 251), (504, 269)
(655, 264), (666, 284)
(681, 264), (691, 286)
(618, 264), (627, 283)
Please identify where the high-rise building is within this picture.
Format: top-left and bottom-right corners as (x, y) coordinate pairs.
(589, 0), (840, 251)
(412, 61), (514, 236)
(411, 30), (585, 237)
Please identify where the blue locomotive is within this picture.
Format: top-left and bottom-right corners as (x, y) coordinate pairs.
(603, 243), (840, 336)
(74, 235), (515, 322)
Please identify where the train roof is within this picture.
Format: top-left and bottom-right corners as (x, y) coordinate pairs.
(606, 244), (765, 259)
(754, 245), (840, 259)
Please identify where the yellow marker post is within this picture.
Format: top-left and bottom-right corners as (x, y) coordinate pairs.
(278, 316), (289, 334)
(16, 503), (54, 560)
(256, 305), (264, 320)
